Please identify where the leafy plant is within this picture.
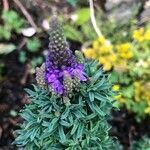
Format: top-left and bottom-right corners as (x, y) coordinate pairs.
(131, 137), (150, 150)
(26, 38), (41, 53)
(14, 17), (119, 149)
(0, 10), (25, 40)
(83, 23), (150, 121)
(19, 51), (27, 63)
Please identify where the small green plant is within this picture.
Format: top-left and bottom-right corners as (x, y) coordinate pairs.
(14, 17), (119, 149)
(0, 10), (25, 40)
(26, 38), (41, 53)
(131, 137), (150, 150)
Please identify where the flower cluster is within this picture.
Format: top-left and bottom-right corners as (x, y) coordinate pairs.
(84, 36), (133, 71)
(84, 25), (150, 120)
(133, 27), (150, 42)
(36, 17), (86, 96)
(112, 85), (125, 104)
(134, 81), (150, 113)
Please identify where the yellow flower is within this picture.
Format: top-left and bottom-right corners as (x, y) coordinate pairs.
(104, 63), (112, 71)
(98, 36), (106, 44)
(134, 82), (141, 102)
(145, 107), (150, 114)
(116, 43), (130, 52)
(147, 101), (150, 106)
(116, 43), (133, 59)
(134, 81), (141, 87)
(126, 51), (133, 59)
(112, 85), (120, 91)
(99, 44), (112, 54)
(114, 94), (125, 103)
(120, 51), (133, 59)
(93, 40), (99, 49)
(99, 57), (112, 71)
(83, 48), (97, 59)
(144, 30), (150, 41)
(110, 54), (117, 62)
(132, 28), (145, 42)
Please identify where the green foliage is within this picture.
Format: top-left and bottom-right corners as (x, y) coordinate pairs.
(64, 25), (83, 42)
(19, 51), (27, 63)
(131, 137), (150, 150)
(63, 8), (96, 42)
(26, 38), (41, 53)
(14, 60), (119, 149)
(31, 57), (43, 68)
(66, 0), (77, 6)
(0, 10), (25, 40)
(73, 8), (90, 26)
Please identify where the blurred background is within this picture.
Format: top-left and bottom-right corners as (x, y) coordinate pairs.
(0, 0), (150, 149)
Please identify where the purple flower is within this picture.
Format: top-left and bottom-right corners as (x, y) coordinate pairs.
(48, 74), (57, 83)
(44, 17), (86, 95)
(51, 80), (63, 94)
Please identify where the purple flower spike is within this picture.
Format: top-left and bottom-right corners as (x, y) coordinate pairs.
(44, 17), (86, 95)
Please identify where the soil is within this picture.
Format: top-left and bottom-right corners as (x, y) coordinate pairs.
(0, 51), (34, 149)
(110, 109), (150, 150)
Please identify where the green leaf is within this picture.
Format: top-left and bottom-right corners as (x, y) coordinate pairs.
(92, 76), (106, 91)
(73, 8), (90, 25)
(59, 119), (71, 127)
(94, 92), (107, 102)
(110, 71), (119, 83)
(92, 69), (103, 83)
(19, 51), (27, 63)
(73, 110), (85, 118)
(92, 103), (105, 116)
(87, 101), (105, 116)
(122, 85), (134, 98)
(2, 10), (24, 32)
(71, 119), (79, 135)
(0, 26), (11, 40)
(26, 38), (41, 52)
(76, 122), (84, 139)
(64, 25), (83, 42)
(58, 126), (66, 143)
(89, 92), (94, 102)
(30, 128), (39, 141)
(61, 107), (70, 119)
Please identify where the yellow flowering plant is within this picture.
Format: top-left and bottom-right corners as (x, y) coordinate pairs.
(83, 25), (150, 121)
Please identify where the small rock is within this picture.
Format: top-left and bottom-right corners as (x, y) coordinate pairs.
(42, 19), (50, 30)
(140, 0), (150, 24)
(21, 27), (36, 37)
(105, 0), (141, 23)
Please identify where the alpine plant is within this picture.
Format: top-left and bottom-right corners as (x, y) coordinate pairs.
(14, 17), (119, 150)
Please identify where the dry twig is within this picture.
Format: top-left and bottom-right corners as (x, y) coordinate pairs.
(2, 0), (9, 11)
(13, 0), (38, 30)
(89, 0), (103, 37)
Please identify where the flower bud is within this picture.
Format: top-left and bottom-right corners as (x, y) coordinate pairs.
(35, 63), (47, 89)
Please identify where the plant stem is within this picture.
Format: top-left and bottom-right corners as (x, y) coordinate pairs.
(89, 0), (103, 37)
